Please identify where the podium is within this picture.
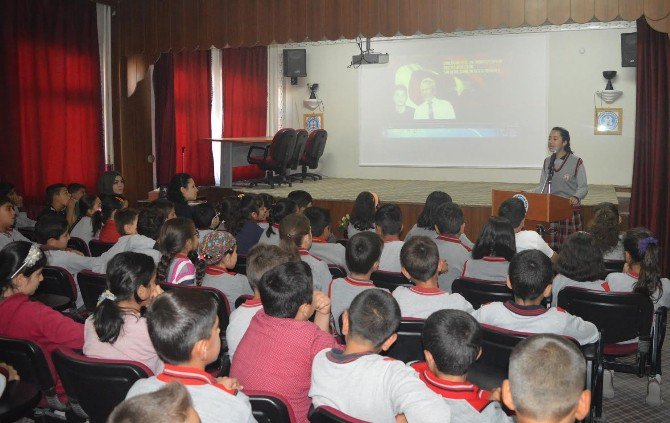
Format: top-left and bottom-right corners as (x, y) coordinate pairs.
(491, 190), (573, 228)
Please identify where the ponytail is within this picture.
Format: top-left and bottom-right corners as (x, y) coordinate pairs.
(156, 253), (174, 282)
(188, 250), (206, 286)
(266, 199), (298, 238)
(624, 228), (663, 301)
(279, 213), (311, 256)
(157, 218), (197, 282)
(93, 299), (125, 343)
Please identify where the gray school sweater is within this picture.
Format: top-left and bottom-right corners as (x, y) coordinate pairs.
(534, 153), (588, 200)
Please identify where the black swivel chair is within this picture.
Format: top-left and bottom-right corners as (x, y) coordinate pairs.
(297, 129), (327, 181)
(247, 129), (298, 189)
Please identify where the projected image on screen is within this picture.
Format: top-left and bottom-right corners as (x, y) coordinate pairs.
(359, 33), (548, 168)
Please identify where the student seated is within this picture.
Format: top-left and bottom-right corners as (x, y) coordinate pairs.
(150, 198), (177, 222)
(193, 203), (220, 244)
(126, 290), (254, 423)
(226, 244), (296, 360)
(157, 217), (204, 286)
(70, 194), (102, 244)
(433, 202), (472, 291)
(67, 183), (86, 218)
(310, 289), (450, 423)
(0, 241), (84, 398)
(394, 236), (473, 318)
(230, 261), (339, 423)
(412, 309), (512, 422)
(586, 202), (625, 261)
(347, 191), (379, 238)
(550, 232), (608, 307)
(472, 250), (599, 346)
(84, 252), (164, 374)
(405, 191), (452, 241)
(166, 173), (199, 221)
(110, 382), (200, 423)
(329, 232), (384, 332)
(98, 195), (126, 243)
(257, 199), (297, 246)
(502, 334), (591, 423)
(375, 203), (404, 273)
(304, 206), (347, 270)
(38, 183), (76, 227)
(0, 182), (35, 229)
(287, 190), (313, 213)
(498, 197), (556, 261)
(0, 196), (30, 250)
(461, 216), (516, 283)
(199, 231), (252, 311)
(228, 193), (266, 255)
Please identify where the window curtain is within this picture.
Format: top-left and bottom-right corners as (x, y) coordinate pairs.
(629, 19), (670, 274)
(0, 0), (103, 204)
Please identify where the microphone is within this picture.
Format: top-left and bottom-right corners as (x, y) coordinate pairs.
(548, 152), (557, 172)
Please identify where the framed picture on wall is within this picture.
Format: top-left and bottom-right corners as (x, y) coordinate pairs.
(594, 108), (622, 135)
(304, 113), (323, 133)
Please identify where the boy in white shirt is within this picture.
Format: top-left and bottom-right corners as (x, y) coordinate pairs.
(394, 236), (473, 318)
(498, 197), (557, 261)
(375, 204), (404, 273)
(433, 202), (471, 291)
(310, 289), (451, 423)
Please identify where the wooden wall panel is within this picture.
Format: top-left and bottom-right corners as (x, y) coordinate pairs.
(398, 0), (419, 35)
(273, 0), (292, 44)
(305, 0), (327, 41)
(457, 0), (481, 31)
(645, 0), (670, 20)
(618, 0), (643, 21)
(378, 0), (400, 36)
(359, 0), (379, 38)
(547, 0), (571, 24)
(594, 0), (620, 21)
(525, 0), (548, 26)
(417, 0), (438, 35)
(256, 0), (275, 45)
(323, 0), (342, 41)
(339, 0), (361, 39)
(479, 0), (507, 29)
(647, 14), (670, 33)
(506, 0), (526, 28)
(571, 0), (595, 24)
(290, 0), (308, 43)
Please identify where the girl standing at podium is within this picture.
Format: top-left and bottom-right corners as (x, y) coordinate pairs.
(534, 127), (588, 250)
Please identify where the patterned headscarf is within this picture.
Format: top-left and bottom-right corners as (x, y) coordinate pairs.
(198, 230), (236, 266)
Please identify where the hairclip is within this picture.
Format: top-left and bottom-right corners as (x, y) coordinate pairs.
(639, 237), (658, 254)
(238, 193), (245, 199)
(97, 290), (117, 305)
(10, 244), (42, 280)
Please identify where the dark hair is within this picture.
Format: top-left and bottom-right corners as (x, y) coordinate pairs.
(216, 196), (240, 232)
(258, 193), (275, 209)
(246, 244), (298, 290)
(137, 208), (163, 240)
(401, 236), (440, 282)
(287, 190), (313, 210)
(147, 290), (217, 364)
(350, 191), (376, 232)
(304, 207), (330, 237)
(78, 194), (103, 236)
(472, 217), (516, 261)
(227, 194), (262, 235)
(434, 202), (464, 235)
(157, 218), (204, 285)
(0, 195), (11, 208)
(67, 183), (85, 194)
(348, 290), (400, 348)
(374, 204), (403, 236)
(149, 199), (175, 223)
(45, 183), (67, 205)
(192, 203), (217, 230)
(102, 195), (125, 222)
(555, 232), (606, 282)
(258, 261), (313, 318)
(346, 232), (383, 274)
(423, 309), (482, 376)
(108, 382), (194, 423)
(550, 126), (572, 155)
(508, 250), (553, 301)
(93, 252), (156, 343)
(98, 171), (123, 197)
(279, 213), (311, 256)
(417, 191), (452, 229)
(35, 214), (68, 244)
(498, 197), (526, 229)
(166, 173), (193, 205)
(0, 182), (14, 198)
(0, 241), (47, 295)
(624, 227), (663, 300)
(586, 202), (620, 254)
(265, 199), (298, 237)
(114, 208), (139, 235)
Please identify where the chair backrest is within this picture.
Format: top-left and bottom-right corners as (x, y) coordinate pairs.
(328, 264), (347, 279)
(288, 129), (309, 170)
(52, 347), (152, 423)
(309, 405), (369, 423)
(247, 390), (293, 423)
(451, 278), (513, 309)
(557, 287), (653, 344)
(67, 237), (91, 256)
(384, 319), (425, 363)
(77, 270), (108, 312)
(603, 260), (625, 273)
(303, 129), (328, 168)
(34, 266), (78, 307)
(268, 128), (297, 167)
(370, 271), (412, 292)
(88, 239), (114, 257)
(159, 284), (231, 332)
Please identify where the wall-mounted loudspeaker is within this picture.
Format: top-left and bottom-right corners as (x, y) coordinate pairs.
(283, 49), (307, 77)
(621, 33), (636, 67)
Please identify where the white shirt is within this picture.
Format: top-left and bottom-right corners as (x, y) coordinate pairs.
(392, 285), (474, 319)
(70, 216), (99, 244)
(0, 229), (30, 251)
(309, 238), (348, 272)
(515, 230), (555, 258)
(226, 298), (263, 361)
(414, 98), (456, 120)
(90, 234), (161, 274)
(605, 271), (670, 311)
(201, 266), (253, 312)
(378, 240), (404, 273)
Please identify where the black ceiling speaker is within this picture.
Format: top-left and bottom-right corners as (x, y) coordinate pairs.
(621, 33), (637, 68)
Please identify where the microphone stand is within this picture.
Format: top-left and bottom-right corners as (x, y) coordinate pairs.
(537, 154), (556, 237)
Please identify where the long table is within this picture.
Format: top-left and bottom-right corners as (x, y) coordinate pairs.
(200, 137), (273, 188)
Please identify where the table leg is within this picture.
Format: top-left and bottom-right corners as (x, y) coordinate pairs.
(220, 141), (233, 188)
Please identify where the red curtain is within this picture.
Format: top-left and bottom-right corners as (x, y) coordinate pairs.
(629, 19), (670, 274)
(153, 54), (176, 186)
(0, 0), (103, 204)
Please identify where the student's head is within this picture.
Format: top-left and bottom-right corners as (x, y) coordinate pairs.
(0, 196), (16, 231)
(343, 290), (400, 351)
(346, 232), (383, 275)
(498, 197), (526, 230)
(192, 203), (219, 230)
(350, 191), (379, 231)
(555, 232), (606, 282)
(0, 241), (47, 297)
(503, 334), (590, 422)
(227, 193), (263, 235)
(198, 231), (237, 269)
(258, 193), (275, 216)
(433, 202), (464, 235)
(101, 195), (125, 222)
(586, 202), (621, 254)
(265, 199), (298, 237)
(304, 206), (331, 239)
(114, 208), (139, 236)
(279, 213), (312, 254)
(67, 183), (86, 201)
(472, 216), (516, 261)
(0, 183), (20, 207)
(147, 290), (219, 366)
(287, 190), (313, 213)
(167, 173), (198, 204)
(246, 244), (297, 292)
(416, 191), (452, 230)
(150, 198), (177, 222)
(35, 214), (69, 248)
(400, 236), (440, 283)
(258, 261), (313, 320)
(98, 171), (125, 196)
(623, 227), (662, 299)
(79, 194), (101, 217)
(46, 183), (70, 209)
(137, 207), (163, 240)
(108, 382), (200, 423)
(216, 196), (240, 231)
(157, 218), (199, 282)
(94, 252), (158, 343)
(507, 250), (553, 302)
(548, 126), (572, 155)
(374, 204), (403, 237)
(422, 309), (482, 376)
